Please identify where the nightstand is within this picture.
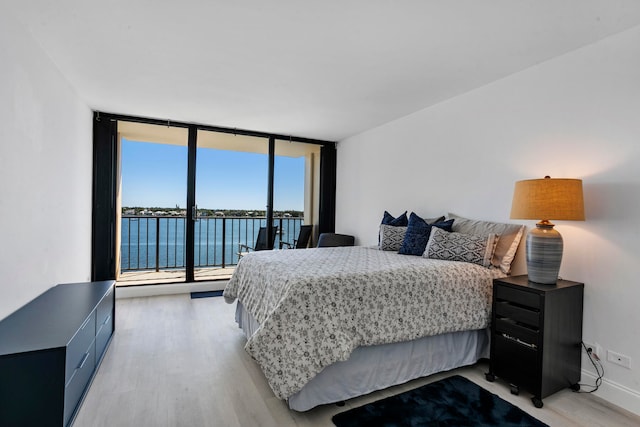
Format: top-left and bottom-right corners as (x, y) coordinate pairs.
(485, 275), (584, 408)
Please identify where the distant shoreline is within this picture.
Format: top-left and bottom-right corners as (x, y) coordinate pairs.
(121, 207), (303, 218)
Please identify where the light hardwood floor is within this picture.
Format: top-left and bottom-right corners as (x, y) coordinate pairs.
(74, 294), (640, 427)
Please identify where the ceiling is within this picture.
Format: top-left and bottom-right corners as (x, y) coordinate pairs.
(7, 1), (640, 141)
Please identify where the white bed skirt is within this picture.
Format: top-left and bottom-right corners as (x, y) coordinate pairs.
(235, 301), (489, 411)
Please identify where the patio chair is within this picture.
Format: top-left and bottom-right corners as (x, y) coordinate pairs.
(238, 226), (278, 258)
(280, 225), (313, 249)
(317, 233), (355, 247)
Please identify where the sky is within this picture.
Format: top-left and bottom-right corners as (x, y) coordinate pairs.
(121, 138), (304, 211)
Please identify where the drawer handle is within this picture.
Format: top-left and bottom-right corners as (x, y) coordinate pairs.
(78, 352), (90, 369)
(501, 333), (538, 350)
(80, 316), (92, 330)
(102, 314), (111, 326)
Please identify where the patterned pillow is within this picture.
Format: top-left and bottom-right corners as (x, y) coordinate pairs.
(447, 213), (524, 273)
(424, 227), (497, 267)
(398, 213), (454, 256)
(379, 224), (407, 251)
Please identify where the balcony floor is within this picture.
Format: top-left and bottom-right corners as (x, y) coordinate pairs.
(117, 267), (235, 286)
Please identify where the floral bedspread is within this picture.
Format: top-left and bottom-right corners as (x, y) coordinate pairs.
(223, 246), (505, 400)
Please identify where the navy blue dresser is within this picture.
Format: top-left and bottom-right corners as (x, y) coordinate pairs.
(0, 280), (115, 426)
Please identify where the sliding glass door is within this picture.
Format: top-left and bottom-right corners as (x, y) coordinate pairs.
(193, 130), (269, 280)
(274, 139), (321, 248)
(117, 122), (189, 285)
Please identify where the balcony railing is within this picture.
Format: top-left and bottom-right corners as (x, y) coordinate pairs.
(120, 215), (304, 272)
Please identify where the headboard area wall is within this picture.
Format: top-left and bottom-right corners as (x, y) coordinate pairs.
(335, 26), (640, 416)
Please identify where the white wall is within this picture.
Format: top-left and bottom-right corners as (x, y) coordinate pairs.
(337, 26), (640, 414)
(0, 7), (93, 320)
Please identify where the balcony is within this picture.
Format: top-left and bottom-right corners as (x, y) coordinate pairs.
(117, 215), (305, 285)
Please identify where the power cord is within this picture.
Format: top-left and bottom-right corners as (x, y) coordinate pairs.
(576, 341), (604, 393)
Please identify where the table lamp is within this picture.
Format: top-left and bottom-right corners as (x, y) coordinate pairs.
(510, 176), (585, 284)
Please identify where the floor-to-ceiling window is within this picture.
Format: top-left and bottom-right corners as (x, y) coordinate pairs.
(94, 113), (333, 286)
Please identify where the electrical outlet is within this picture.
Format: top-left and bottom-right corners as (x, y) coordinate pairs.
(583, 342), (603, 361)
(595, 343), (604, 360)
(607, 350), (631, 369)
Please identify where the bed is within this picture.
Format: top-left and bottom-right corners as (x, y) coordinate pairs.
(223, 214), (524, 411)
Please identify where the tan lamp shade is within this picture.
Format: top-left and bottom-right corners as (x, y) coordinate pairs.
(510, 177), (585, 221)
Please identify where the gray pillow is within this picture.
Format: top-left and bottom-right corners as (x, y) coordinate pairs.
(447, 213), (524, 273)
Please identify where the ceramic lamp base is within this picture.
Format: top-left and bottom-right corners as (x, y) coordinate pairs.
(526, 222), (563, 284)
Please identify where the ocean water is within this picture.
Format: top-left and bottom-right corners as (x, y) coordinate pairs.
(120, 217), (303, 271)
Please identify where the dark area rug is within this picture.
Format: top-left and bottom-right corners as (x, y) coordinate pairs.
(332, 375), (548, 427)
(190, 290), (224, 299)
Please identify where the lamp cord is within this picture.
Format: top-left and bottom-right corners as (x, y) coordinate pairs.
(575, 341), (604, 393)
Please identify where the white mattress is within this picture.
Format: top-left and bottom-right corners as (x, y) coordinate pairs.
(235, 302), (489, 411)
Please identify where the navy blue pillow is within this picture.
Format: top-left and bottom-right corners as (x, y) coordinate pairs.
(433, 218), (454, 231)
(399, 214), (454, 256)
(381, 210), (408, 226)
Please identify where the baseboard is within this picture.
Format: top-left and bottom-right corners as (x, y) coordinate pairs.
(581, 368), (640, 416)
(115, 281), (229, 299)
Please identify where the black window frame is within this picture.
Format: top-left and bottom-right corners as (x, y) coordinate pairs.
(91, 111), (336, 281)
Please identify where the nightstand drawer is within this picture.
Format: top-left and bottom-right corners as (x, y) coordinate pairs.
(495, 318), (539, 345)
(495, 286), (540, 309)
(493, 334), (538, 391)
(495, 301), (539, 327)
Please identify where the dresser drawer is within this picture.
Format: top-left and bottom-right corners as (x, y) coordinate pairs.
(95, 312), (113, 360)
(495, 301), (539, 327)
(65, 311), (96, 384)
(495, 285), (540, 309)
(495, 318), (539, 346)
(64, 339), (95, 426)
(96, 287), (114, 329)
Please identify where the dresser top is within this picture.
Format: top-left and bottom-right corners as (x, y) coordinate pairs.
(0, 281), (114, 356)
